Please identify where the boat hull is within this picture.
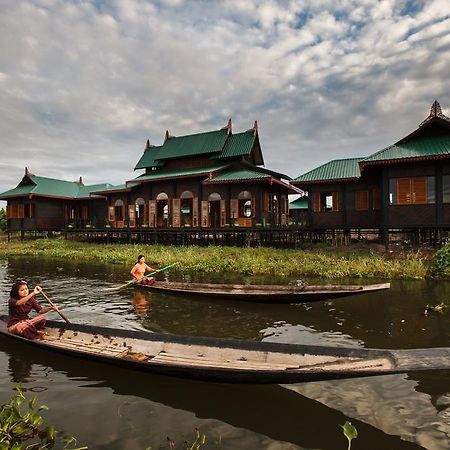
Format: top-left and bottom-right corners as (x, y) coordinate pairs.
(1, 317), (449, 384)
(138, 282), (391, 303)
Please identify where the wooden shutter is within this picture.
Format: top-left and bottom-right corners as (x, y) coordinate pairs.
(201, 200), (209, 227)
(17, 204), (24, 219)
(397, 178), (411, 204)
(108, 206), (115, 222)
(332, 192), (339, 212)
(172, 199), (181, 227)
(372, 188), (381, 210)
(263, 192), (270, 213)
(192, 197), (199, 227)
(313, 193), (320, 212)
(220, 199), (226, 227)
(355, 190), (369, 211)
(149, 200), (156, 228)
(128, 205), (135, 227)
(230, 199), (238, 220)
(252, 197), (256, 218)
(6, 205), (11, 219)
(412, 177), (427, 204)
(81, 205), (88, 220)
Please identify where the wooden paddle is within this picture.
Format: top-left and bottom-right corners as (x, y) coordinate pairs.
(105, 262), (179, 291)
(39, 289), (71, 324)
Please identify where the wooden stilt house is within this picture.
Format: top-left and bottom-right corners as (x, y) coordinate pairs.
(292, 100), (450, 242)
(0, 168), (111, 231)
(94, 120), (301, 229)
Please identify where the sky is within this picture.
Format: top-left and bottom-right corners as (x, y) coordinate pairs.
(1, 0), (450, 205)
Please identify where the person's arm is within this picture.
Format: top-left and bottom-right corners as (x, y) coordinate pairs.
(130, 264), (140, 280)
(145, 264), (156, 273)
(16, 286), (42, 306)
(38, 306), (53, 314)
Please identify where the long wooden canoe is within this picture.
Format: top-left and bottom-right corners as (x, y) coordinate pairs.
(138, 281), (391, 303)
(2, 316), (449, 384)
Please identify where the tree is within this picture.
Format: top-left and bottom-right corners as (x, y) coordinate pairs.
(0, 208), (6, 232)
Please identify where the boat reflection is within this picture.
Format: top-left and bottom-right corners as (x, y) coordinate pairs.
(0, 338), (422, 450)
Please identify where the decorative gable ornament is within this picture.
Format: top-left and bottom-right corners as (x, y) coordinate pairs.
(419, 100), (450, 127)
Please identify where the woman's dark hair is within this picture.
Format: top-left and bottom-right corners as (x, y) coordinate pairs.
(137, 255), (145, 262)
(10, 280), (28, 299)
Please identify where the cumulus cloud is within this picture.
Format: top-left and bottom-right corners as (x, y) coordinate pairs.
(0, 0), (449, 199)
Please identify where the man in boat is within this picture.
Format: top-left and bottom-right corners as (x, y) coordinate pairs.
(131, 255), (156, 286)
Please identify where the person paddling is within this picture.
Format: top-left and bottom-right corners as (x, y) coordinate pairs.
(130, 255), (156, 286)
(7, 280), (54, 340)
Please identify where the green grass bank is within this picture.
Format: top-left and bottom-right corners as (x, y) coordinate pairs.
(1, 238), (447, 279)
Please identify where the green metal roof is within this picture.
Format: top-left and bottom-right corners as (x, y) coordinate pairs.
(0, 175), (112, 199)
(206, 168), (271, 182)
(90, 184), (129, 194)
(134, 145), (164, 170)
(289, 197), (308, 209)
(362, 136), (450, 163)
(156, 129), (228, 161)
(128, 165), (229, 184)
(216, 130), (254, 159)
(293, 158), (362, 183)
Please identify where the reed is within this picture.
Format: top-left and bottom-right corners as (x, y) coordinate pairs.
(0, 238), (436, 279)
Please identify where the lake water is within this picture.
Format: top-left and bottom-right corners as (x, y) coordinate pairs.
(1, 256), (450, 449)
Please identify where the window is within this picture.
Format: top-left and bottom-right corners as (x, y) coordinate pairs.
(372, 188), (381, 210)
(238, 191), (252, 218)
(114, 199), (124, 220)
(313, 192), (339, 212)
(443, 175), (450, 203)
(389, 177), (435, 205)
(355, 190), (369, 211)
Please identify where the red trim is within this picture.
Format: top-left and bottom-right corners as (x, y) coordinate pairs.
(360, 154), (450, 171)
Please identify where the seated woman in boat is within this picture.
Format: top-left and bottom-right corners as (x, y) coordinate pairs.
(7, 280), (54, 340)
(131, 255), (156, 286)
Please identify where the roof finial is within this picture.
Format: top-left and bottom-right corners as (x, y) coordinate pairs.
(78, 176), (84, 185)
(227, 118), (232, 135)
(25, 167), (32, 176)
(419, 100), (450, 127)
(164, 130), (171, 143)
(145, 139), (150, 150)
(253, 120), (258, 134)
(430, 100), (442, 117)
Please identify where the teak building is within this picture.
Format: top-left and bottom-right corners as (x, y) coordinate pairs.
(292, 101), (450, 242)
(94, 120), (300, 229)
(1, 120), (300, 232)
(0, 169), (110, 231)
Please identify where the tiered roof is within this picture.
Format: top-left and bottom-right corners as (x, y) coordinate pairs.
(293, 100), (450, 185)
(134, 120), (263, 171)
(0, 170), (112, 200)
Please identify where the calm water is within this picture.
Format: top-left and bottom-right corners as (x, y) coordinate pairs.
(1, 256), (450, 449)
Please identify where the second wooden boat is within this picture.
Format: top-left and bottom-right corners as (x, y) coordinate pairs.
(1, 316), (449, 384)
(137, 281), (391, 303)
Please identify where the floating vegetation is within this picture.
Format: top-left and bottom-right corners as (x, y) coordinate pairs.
(0, 238), (437, 279)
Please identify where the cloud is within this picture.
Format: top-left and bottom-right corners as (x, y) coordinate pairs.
(0, 0), (449, 204)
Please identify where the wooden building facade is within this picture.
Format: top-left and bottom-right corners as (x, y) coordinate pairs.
(292, 101), (450, 243)
(0, 169), (111, 231)
(94, 120), (301, 229)
(1, 121), (301, 233)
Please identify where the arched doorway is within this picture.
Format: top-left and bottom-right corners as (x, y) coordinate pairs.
(180, 191), (194, 226)
(114, 199), (125, 228)
(208, 192), (221, 228)
(135, 198), (145, 226)
(238, 191), (253, 227)
(156, 192), (169, 228)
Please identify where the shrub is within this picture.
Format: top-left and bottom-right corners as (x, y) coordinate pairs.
(428, 243), (450, 277)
